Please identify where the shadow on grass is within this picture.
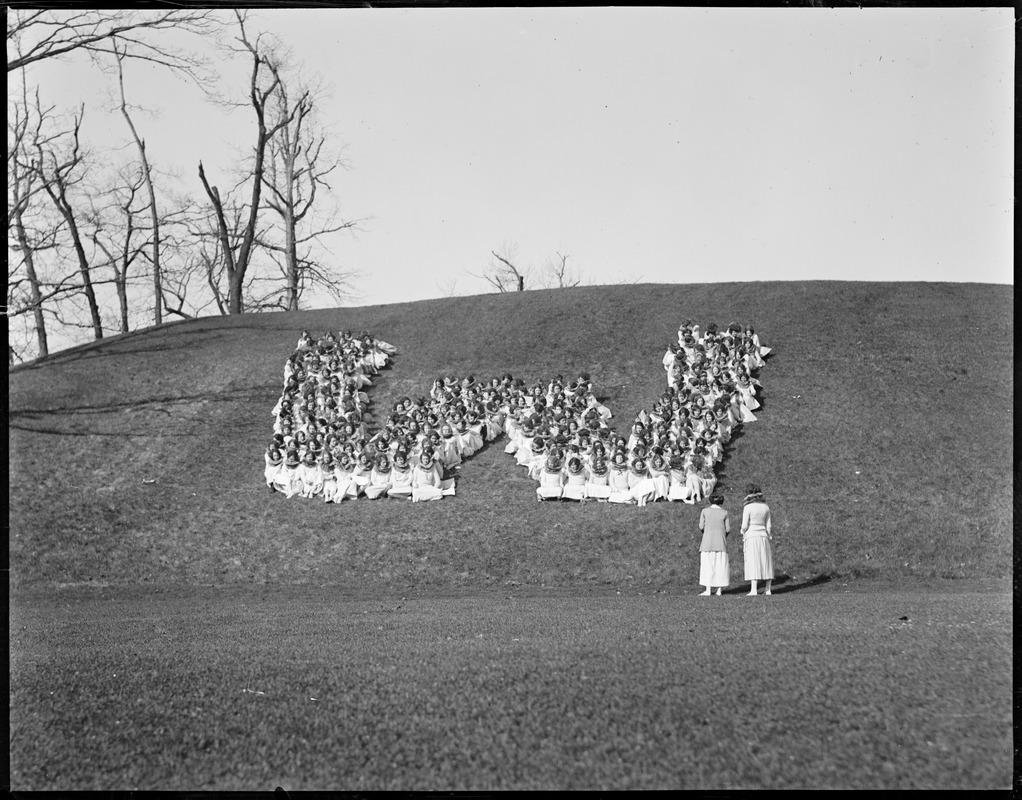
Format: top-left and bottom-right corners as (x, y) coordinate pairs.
(720, 572), (833, 595)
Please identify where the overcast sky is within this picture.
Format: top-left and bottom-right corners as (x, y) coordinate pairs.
(26, 7), (1016, 310)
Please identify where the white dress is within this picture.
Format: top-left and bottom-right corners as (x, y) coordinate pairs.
(536, 468), (564, 500)
(585, 470), (612, 500)
(412, 464), (444, 502)
(264, 454), (283, 488)
(562, 469), (588, 501)
(742, 502), (774, 580)
(389, 466), (414, 498)
(608, 469), (634, 504)
(364, 468), (392, 500)
(667, 469), (690, 502)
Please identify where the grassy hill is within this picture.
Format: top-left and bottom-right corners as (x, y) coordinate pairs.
(8, 281), (1013, 592)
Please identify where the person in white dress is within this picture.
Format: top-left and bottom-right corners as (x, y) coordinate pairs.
(561, 455), (588, 501)
(646, 452), (671, 502)
(333, 454), (358, 502)
(388, 450), (414, 498)
(265, 445), (284, 492)
(741, 483), (774, 595)
(627, 458), (657, 507)
(666, 453), (690, 502)
(350, 451), (373, 498)
(585, 454), (612, 501)
(299, 451), (323, 498)
(607, 451), (634, 504)
(364, 453), (393, 500)
(537, 450), (565, 501)
(411, 450), (444, 502)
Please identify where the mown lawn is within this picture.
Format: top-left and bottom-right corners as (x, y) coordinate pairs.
(9, 582), (1012, 790)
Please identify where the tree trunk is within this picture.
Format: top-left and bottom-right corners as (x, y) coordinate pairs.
(67, 213), (104, 339)
(284, 157), (298, 311)
(117, 55), (163, 326)
(50, 183), (103, 340)
(13, 205), (49, 358)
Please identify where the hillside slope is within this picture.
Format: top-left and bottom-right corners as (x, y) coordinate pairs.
(8, 281), (1013, 591)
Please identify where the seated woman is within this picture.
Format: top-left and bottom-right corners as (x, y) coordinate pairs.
(438, 424), (462, 470)
(698, 459), (717, 500)
(526, 435), (547, 481)
(626, 420), (649, 453)
(280, 448), (303, 498)
(331, 453), (359, 502)
(627, 457), (657, 507)
(483, 401), (506, 443)
(364, 453), (393, 500)
(454, 413), (484, 457)
(350, 451), (374, 497)
(299, 450), (324, 499)
(607, 450), (635, 504)
(388, 449), (414, 499)
(683, 456), (706, 504)
(699, 427), (723, 465)
(666, 453), (690, 502)
(712, 403), (734, 442)
(536, 450), (565, 501)
(734, 375), (760, 419)
(319, 451), (338, 502)
(265, 444), (284, 492)
(561, 455), (588, 501)
(583, 391), (613, 423)
(647, 451), (671, 501)
(584, 454), (612, 501)
(411, 449), (444, 502)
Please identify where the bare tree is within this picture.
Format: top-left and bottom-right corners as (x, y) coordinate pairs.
(87, 165), (151, 333)
(260, 58), (359, 311)
(197, 11), (304, 315)
(470, 242), (529, 292)
(7, 9), (219, 76)
(109, 41), (165, 325)
(28, 102), (105, 341)
(540, 250), (581, 289)
(8, 76), (52, 357)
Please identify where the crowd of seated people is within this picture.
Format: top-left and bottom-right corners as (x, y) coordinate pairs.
(515, 321), (770, 504)
(263, 321), (769, 506)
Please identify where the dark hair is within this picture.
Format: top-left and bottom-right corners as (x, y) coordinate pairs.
(744, 483), (765, 504)
(709, 493), (724, 506)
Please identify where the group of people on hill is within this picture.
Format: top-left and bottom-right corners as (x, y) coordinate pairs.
(262, 329), (443, 501)
(517, 320), (770, 504)
(261, 320), (770, 506)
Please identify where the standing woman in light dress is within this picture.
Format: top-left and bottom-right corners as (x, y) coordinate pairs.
(741, 483), (774, 596)
(698, 493), (730, 596)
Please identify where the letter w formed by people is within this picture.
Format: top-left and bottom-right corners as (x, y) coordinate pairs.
(264, 325), (769, 504)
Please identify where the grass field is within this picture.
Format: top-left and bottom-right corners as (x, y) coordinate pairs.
(7, 281), (1013, 789)
(9, 582), (1012, 790)
(8, 281), (1013, 591)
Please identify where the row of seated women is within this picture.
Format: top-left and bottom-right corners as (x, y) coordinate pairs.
(533, 447), (718, 505)
(265, 445), (456, 502)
